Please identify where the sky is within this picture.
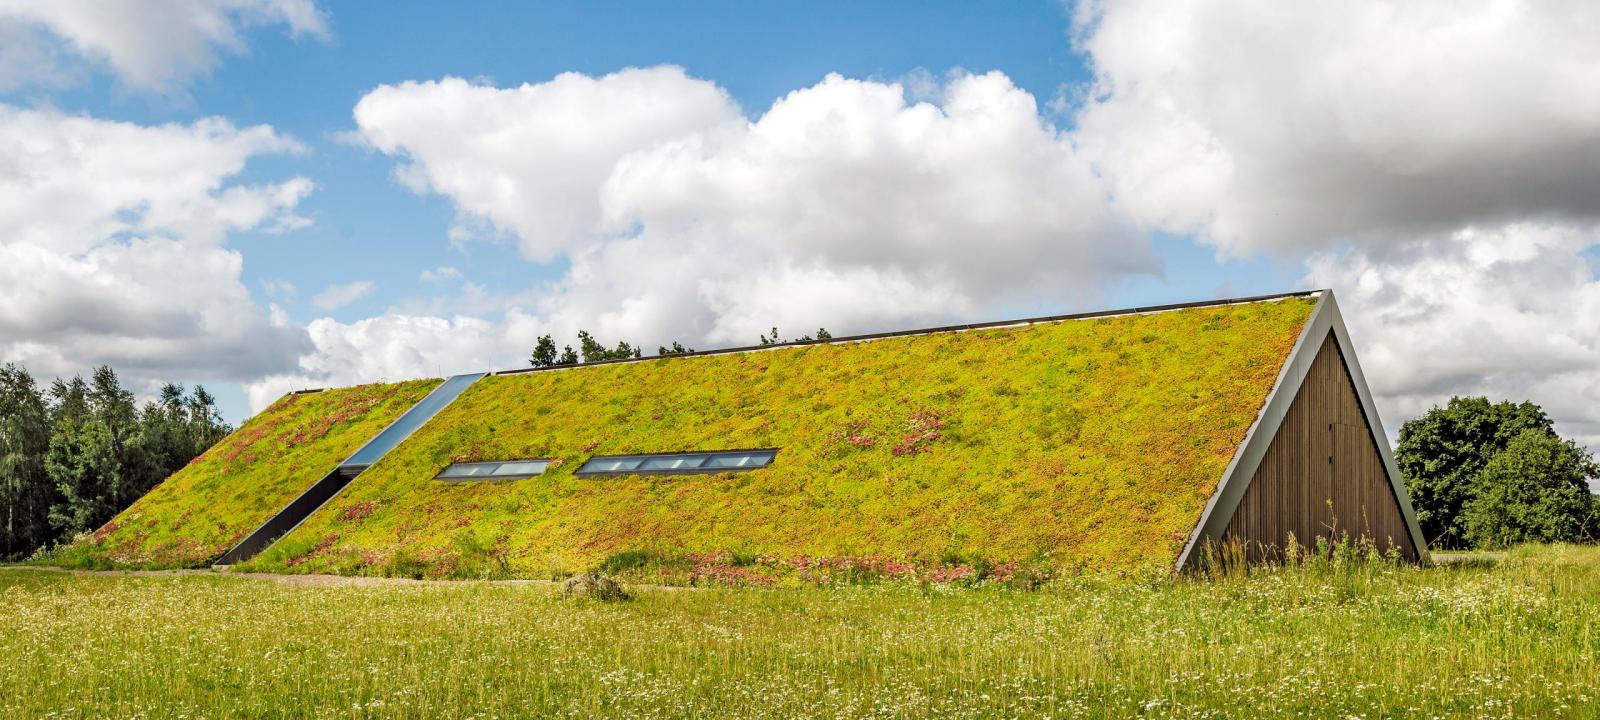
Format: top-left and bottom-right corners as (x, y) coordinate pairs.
(0, 0), (1597, 454)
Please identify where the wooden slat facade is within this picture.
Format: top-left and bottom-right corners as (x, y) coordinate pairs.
(1222, 332), (1418, 561)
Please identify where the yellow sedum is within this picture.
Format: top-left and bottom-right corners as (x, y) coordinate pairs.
(250, 297), (1316, 577)
(56, 379), (442, 568)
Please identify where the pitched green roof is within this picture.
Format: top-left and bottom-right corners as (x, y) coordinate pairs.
(61, 379), (441, 567)
(246, 296), (1316, 576)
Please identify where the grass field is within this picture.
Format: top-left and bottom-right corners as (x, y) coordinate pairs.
(2, 545), (1597, 718)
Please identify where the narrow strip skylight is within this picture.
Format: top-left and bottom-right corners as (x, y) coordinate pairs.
(436, 459), (551, 482)
(575, 449), (778, 476)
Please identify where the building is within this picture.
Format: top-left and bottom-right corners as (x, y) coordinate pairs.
(74, 289), (1426, 575)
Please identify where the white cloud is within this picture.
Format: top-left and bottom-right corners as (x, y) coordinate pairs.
(352, 68), (742, 260)
(1069, 0), (1600, 448)
(0, 0), (328, 93)
(319, 66), (1148, 388)
(245, 311), (545, 410)
(311, 280), (374, 310)
(419, 266), (462, 283)
(1072, 0), (1600, 255)
(1307, 223), (1600, 447)
(262, 279), (296, 300)
(0, 105), (311, 392)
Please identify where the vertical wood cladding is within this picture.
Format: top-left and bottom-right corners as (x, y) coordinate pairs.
(1223, 332), (1418, 561)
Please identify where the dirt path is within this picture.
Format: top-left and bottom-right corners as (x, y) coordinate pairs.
(3, 564), (699, 591)
(4, 565), (567, 588)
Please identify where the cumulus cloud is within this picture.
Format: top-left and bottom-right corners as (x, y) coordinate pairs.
(245, 311), (545, 410)
(1069, 0), (1600, 446)
(352, 67), (742, 260)
(316, 66), (1148, 386)
(0, 0), (328, 92)
(0, 105), (311, 393)
(1072, 0), (1600, 255)
(1307, 223), (1600, 446)
(311, 280), (374, 310)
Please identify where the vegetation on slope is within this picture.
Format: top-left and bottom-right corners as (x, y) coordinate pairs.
(50, 379), (441, 568)
(250, 298), (1316, 578)
(3, 544), (1599, 717)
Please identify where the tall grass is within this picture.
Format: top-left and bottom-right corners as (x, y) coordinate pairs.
(2, 544), (1598, 718)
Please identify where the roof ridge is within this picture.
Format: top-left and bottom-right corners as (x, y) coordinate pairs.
(489, 289), (1325, 378)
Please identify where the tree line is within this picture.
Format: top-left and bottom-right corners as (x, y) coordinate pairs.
(530, 327), (832, 367)
(0, 364), (230, 559)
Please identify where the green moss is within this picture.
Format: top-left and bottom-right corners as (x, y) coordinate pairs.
(247, 298), (1317, 577)
(54, 379), (442, 568)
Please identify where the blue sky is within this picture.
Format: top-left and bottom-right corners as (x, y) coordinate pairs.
(56, 0), (1281, 338)
(0, 0), (1596, 450)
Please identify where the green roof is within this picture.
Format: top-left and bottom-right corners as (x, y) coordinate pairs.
(241, 296), (1317, 576)
(60, 379), (441, 567)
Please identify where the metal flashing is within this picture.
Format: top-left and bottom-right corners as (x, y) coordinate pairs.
(215, 372), (488, 565)
(491, 290), (1320, 377)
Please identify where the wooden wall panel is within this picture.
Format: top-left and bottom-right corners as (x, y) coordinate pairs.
(1222, 333), (1418, 561)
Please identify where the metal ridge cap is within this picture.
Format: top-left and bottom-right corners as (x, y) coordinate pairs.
(490, 289), (1325, 378)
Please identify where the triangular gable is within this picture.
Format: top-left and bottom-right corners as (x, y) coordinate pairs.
(1175, 290), (1428, 570)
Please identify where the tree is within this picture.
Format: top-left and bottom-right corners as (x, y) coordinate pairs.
(530, 335), (559, 367)
(1395, 397), (1554, 548)
(658, 342), (694, 356)
(577, 330), (641, 362)
(46, 367), (143, 537)
(1462, 429), (1599, 547)
(0, 364), (53, 558)
(761, 327), (833, 344)
(531, 335), (580, 367)
(185, 385), (230, 451)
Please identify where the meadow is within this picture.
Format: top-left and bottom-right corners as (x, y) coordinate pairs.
(2, 544), (1597, 718)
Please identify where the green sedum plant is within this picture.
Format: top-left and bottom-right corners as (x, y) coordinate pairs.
(49, 379), (441, 568)
(247, 298), (1317, 578)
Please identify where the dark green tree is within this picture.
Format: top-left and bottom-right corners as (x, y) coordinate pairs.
(577, 331), (641, 362)
(1462, 429), (1599, 547)
(530, 335), (559, 367)
(184, 385), (230, 451)
(761, 327), (833, 344)
(658, 342), (694, 356)
(45, 367), (156, 538)
(531, 335), (579, 367)
(1395, 397), (1554, 548)
(0, 364), (54, 558)
(46, 409), (119, 538)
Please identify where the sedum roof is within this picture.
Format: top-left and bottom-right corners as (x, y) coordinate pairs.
(61, 379), (442, 567)
(245, 295), (1318, 576)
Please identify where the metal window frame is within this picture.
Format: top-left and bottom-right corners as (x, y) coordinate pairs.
(435, 458), (553, 482)
(574, 448), (780, 477)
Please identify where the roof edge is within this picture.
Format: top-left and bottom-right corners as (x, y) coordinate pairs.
(1173, 290), (1429, 571)
(491, 289), (1322, 377)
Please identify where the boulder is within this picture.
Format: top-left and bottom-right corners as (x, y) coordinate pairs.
(562, 572), (629, 601)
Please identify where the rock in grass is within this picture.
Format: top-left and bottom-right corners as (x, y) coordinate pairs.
(562, 572), (629, 601)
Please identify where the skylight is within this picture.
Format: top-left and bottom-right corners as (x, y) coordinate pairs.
(575, 449), (777, 476)
(436, 459), (551, 481)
